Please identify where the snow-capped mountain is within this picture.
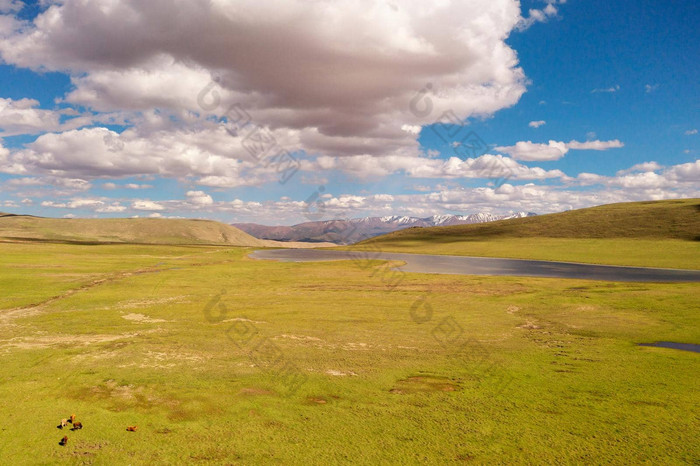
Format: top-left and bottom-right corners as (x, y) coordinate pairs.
(234, 211), (537, 244)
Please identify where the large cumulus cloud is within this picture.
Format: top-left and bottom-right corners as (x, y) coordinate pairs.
(0, 0), (527, 162)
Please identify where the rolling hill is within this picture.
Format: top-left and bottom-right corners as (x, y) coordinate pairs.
(352, 199), (700, 269)
(0, 214), (329, 247)
(360, 199), (700, 243)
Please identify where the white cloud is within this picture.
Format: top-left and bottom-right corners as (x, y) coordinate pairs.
(6, 176), (91, 191)
(186, 190), (214, 206)
(3, 125), (276, 187)
(685, 129), (698, 135)
(645, 84), (659, 93)
(0, 98), (91, 136)
(102, 182), (153, 190)
(591, 85), (620, 94)
(495, 140), (568, 161)
(496, 139), (624, 161)
(41, 198), (105, 209)
(528, 120), (546, 128)
(219, 166), (698, 222)
(0, 0), (22, 14)
(611, 172), (668, 189)
(566, 139), (624, 150)
(401, 125), (422, 135)
(96, 203), (126, 213)
(616, 161), (662, 176)
(666, 160), (700, 182)
(575, 160), (699, 190)
(22, 159), (696, 224)
(66, 199), (103, 209)
(303, 153), (565, 181)
(131, 200), (165, 211)
(6, 177), (44, 187)
(517, 1), (560, 31)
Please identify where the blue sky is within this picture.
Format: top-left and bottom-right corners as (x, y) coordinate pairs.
(0, 0), (697, 224)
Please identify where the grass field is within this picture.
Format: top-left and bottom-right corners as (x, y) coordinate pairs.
(1, 242), (698, 464)
(352, 199), (700, 269)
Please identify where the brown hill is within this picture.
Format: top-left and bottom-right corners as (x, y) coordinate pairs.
(0, 214), (330, 247)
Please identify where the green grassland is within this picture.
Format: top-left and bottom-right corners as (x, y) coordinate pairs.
(352, 199), (700, 269)
(1, 242), (698, 464)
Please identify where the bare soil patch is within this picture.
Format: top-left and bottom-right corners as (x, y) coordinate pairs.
(390, 376), (461, 394)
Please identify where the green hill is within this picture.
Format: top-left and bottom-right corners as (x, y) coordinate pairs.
(0, 215), (270, 246)
(362, 199), (699, 243)
(352, 199), (700, 269)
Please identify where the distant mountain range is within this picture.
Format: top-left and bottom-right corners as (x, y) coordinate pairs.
(234, 212), (537, 244)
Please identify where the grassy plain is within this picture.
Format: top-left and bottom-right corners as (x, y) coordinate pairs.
(1, 242), (698, 464)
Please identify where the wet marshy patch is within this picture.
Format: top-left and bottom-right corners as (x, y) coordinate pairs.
(639, 342), (700, 353)
(390, 376), (461, 394)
